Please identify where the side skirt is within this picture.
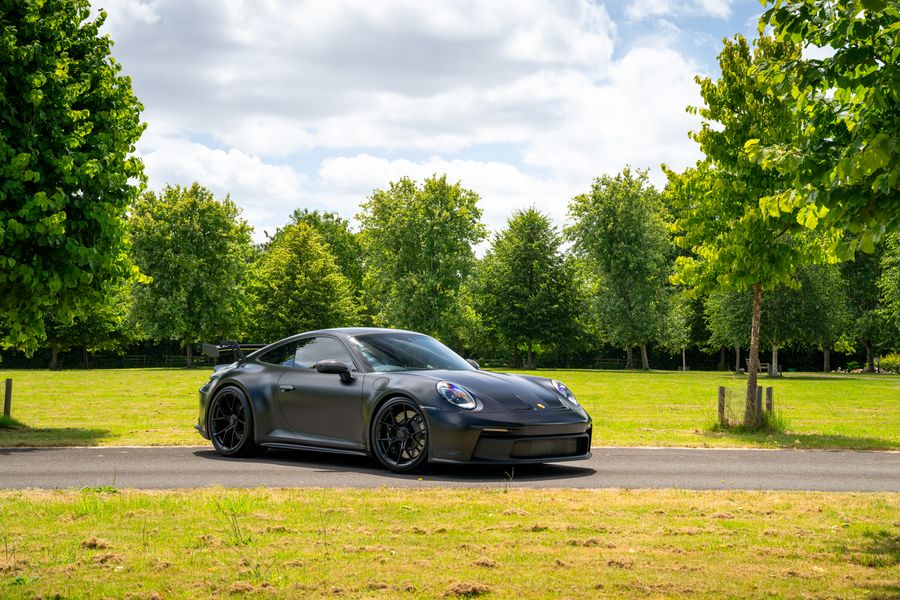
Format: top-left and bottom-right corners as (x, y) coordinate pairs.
(260, 442), (371, 458)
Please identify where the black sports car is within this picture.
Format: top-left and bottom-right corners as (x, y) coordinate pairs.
(196, 328), (592, 472)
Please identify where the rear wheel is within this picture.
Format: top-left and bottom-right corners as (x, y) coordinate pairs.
(371, 397), (429, 473)
(209, 386), (257, 457)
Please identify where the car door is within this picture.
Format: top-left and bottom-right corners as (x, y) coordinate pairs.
(275, 336), (365, 450)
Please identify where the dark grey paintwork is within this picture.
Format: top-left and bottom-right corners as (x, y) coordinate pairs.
(197, 327), (592, 466)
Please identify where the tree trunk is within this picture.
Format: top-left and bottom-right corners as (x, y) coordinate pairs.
(186, 343), (194, 368)
(50, 341), (60, 371)
(682, 347), (687, 371)
(526, 340), (534, 370)
(83, 346), (90, 370)
(510, 345), (520, 369)
(770, 345), (779, 377)
(864, 342), (875, 372)
(719, 347), (726, 371)
(639, 344), (650, 371)
(734, 345), (741, 372)
(745, 284), (763, 426)
(625, 345), (634, 370)
(823, 347), (831, 372)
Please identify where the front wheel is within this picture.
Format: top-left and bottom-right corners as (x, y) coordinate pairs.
(371, 398), (429, 473)
(208, 386), (257, 457)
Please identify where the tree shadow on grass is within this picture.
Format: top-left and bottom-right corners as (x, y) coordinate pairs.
(837, 529), (899, 598)
(700, 429), (897, 450)
(0, 424), (110, 447)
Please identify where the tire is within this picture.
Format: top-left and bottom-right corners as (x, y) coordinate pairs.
(208, 386), (257, 457)
(371, 397), (429, 473)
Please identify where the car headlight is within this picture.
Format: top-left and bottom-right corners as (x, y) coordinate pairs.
(436, 381), (477, 410)
(551, 379), (578, 405)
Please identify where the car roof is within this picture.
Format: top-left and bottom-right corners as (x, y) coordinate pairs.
(306, 327), (420, 338)
(247, 328), (423, 356)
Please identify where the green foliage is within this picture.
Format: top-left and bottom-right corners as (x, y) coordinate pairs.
(45, 281), (136, 360)
(798, 264), (852, 352)
(880, 353), (900, 373)
(704, 288), (751, 351)
(0, 1), (145, 352)
(705, 264), (851, 355)
(751, 0), (900, 251)
(878, 232), (900, 332)
(247, 222), (357, 343)
(475, 208), (582, 366)
(288, 209), (364, 292)
(659, 291), (693, 355)
(358, 175), (486, 344)
(841, 239), (898, 367)
(567, 168), (670, 359)
(667, 35), (833, 294)
(129, 183), (252, 354)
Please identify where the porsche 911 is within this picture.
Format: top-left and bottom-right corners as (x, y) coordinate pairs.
(197, 328), (592, 472)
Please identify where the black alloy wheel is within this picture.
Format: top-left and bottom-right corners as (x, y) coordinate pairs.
(209, 386), (256, 457)
(372, 398), (429, 472)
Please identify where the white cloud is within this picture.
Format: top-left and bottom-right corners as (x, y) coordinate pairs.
(92, 0), (715, 242)
(318, 154), (577, 234)
(627, 0), (732, 21)
(139, 128), (307, 240)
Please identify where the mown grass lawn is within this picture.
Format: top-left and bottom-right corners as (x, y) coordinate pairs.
(0, 488), (896, 599)
(0, 368), (897, 449)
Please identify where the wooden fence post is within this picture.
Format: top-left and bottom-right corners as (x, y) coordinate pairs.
(765, 387), (773, 413)
(3, 378), (11, 419)
(718, 386), (725, 427)
(755, 386), (763, 424)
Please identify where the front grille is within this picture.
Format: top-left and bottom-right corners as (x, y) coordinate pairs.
(472, 432), (590, 460)
(510, 436), (581, 459)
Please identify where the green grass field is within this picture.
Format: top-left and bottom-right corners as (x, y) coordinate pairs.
(0, 488), (896, 599)
(0, 368), (897, 449)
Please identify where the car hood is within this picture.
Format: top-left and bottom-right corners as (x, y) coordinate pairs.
(403, 369), (565, 412)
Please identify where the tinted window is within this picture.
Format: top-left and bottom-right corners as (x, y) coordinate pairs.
(257, 342), (297, 367)
(349, 333), (473, 372)
(294, 337), (355, 369)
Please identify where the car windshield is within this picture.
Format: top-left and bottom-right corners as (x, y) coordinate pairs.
(348, 333), (474, 372)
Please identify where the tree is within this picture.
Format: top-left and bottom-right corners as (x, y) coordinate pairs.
(288, 209), (364, 293)
(477, 208), (581, 369)
(0, 1), (145, 352)
(704, 288), (751, 372)
(797, 265), (852, 371)
(45, 282), (135, 370)
(660, 291), (692, 371)
(129, 183), (252, 366)
(358, 175), (486, 344)
(879, 233), (900, 343)
(878, 231), (900, 314)
(247, 222), (357, 342)
(567, 167), (669, 370)
(750, 0), (900, 253)
(666, 35), (833, 425)
(843, 240), (897, 370)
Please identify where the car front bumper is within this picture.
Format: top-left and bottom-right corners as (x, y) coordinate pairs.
(424, 406), (593, 464)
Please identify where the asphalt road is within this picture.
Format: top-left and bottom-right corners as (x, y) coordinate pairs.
(1, 446), (897, 491)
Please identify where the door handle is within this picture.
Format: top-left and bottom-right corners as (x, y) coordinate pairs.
(279, 384), (295, 392)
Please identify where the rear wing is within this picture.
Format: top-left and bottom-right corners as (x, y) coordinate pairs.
(201, 340), (267, 362)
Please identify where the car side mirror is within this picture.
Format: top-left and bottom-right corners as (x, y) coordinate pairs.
(315, 359), (355, 383)
(466, 358), (480, 370)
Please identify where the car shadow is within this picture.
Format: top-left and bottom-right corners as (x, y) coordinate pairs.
(191, 447), (596, 483)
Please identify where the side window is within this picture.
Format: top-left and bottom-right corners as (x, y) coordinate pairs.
(256, 343), (297, 368)
(294, 337), (355, 370)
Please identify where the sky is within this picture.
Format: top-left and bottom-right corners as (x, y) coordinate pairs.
(94, 0), (764, 242)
